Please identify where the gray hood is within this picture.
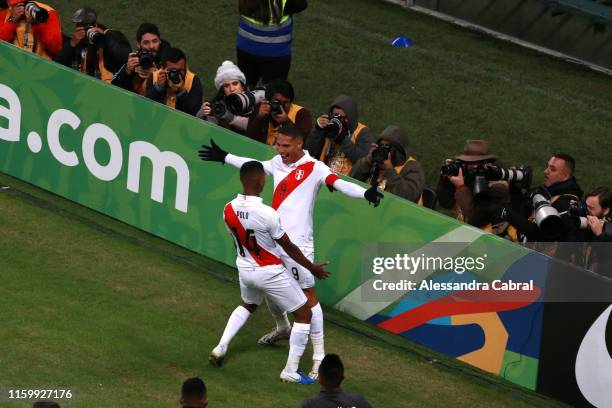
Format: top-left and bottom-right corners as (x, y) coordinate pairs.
(330, 95), (359, 133)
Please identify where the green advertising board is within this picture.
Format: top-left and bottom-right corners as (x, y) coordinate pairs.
(1, 42), (545, 392)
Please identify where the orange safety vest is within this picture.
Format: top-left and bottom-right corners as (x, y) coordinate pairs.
(266, 103), (304, 146)
(9, 2), (54, 60)
(320, 122), (366, 176)
(368, 156), (424, 205)
(152, 69), (196, 109)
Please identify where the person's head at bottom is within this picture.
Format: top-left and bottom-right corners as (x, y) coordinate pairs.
(33, 402), (60, 408)
(240, 161), (266, 196)
(318, 354), (345, 390)
(181, 377), (208, 408)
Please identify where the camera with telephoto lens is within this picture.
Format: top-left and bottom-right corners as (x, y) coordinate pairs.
(167, 68), (181, 84)
(225, 89), (265, 115)
(137, 49), (154, 70)
(324, 113), (343, 136)
(486, 165), (532, 189)
(372, 144), (393, 165)
(24, 1), (48, 23)
(530, 189), (563, 236)
(84, 25), (104, 47)
(440, 160), (489, 195)
(270, 99), (283, 116)
(565, 201), (589, 229)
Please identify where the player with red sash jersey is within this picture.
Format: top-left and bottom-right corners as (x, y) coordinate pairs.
(209, 161), (331, 384)
(199, 123), (383, 379)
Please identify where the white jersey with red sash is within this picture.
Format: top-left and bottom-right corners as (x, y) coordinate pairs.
(225, 151), (366, 250)
(223, 194), (285, 269)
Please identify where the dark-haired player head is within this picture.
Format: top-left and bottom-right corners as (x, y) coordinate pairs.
(275, 122), (305, 165)
(180, 377), (207, 408)
(240, 161), (266, 196)
(318, 353), (345, 389)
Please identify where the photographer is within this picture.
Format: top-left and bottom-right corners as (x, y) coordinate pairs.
(145, 47), (203, 116)
(237, 0), (307, 87)
(197, 60), (249, 134)
(498, 153), (583, 244)
(0, 0), (62, 59)
(581, 187), (612, 277)
(349, 125), (425, 203)
(111, 23), (170, 95)
(245, 78), (311, 144)
(54, 7), (131, 83)
(305, 95), (373, 175)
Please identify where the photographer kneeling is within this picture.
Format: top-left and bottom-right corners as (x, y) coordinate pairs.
(55, 7), (130, 83)
(306, 95), (373, 176)
(112, 23), (169, 95)
(197, 60), (249, 135)
(146, 47), (203, 116)
(349, 125), (425, 204)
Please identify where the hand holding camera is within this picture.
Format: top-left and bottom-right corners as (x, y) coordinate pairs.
(369, 143), (393, 170)
(70, 26), (86, 47)
(166, 68), (184, 90)
(587, 215), (605, 236)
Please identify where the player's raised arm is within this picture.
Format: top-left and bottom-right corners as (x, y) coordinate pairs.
(325, 172), (385, 207)
(275, 234), (331, 279)
(198, 139), (272, 174)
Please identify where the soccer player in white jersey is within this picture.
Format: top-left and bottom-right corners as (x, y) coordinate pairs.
(209, 160), (332, 384)
(199, 123), (383, 379)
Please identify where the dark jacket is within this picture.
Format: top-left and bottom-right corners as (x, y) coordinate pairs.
(306, 95), (374, 164)
(505, 177), (584, 242)
(350, 125), (425, 203)
(111, 39), (171, 93)
(145, 72), (203, 116)
(300, 388), (372, 408)
(55, 27), (131, 79)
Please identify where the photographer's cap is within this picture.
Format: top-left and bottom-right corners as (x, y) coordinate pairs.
(72, 7), (97, 25)
(456, 139), (496, 162)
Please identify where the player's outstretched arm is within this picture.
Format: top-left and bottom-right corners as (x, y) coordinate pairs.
(198, 139), (272, 174)
(275, 234), (331, 279)
(332, 178), (384, 207)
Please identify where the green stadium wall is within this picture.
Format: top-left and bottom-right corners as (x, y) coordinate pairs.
(2, 42), (610, 407)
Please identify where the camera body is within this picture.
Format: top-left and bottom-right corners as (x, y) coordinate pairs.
(212, 100), (228, 118)
(270, 99), (283, 116)
(324, 113), (344, 136)
(24, 1), (48, 23)
(167, 68), (182, 84)
(137, 49), (154, 70)
(82, 24), (104, 47)
(565, 201), (589, 229)
(372, 144), (393, 165)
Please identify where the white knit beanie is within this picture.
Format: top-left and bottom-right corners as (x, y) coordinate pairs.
(214, 61), (246, 90)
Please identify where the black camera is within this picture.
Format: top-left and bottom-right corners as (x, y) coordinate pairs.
(137, 49), (154, 70)
(167, 68), (182, 84)
(85, 26), (104, 47)
(270, 99), (283, 116)
(565, 201), (589, 229)
(225, 89), (265, 115)
(530, 189), (564, 237)
(372, 144), (393, 165)
(441, 159), (464, 177)
(24, 1), (48, 23)
(324, 113), (343, 136)
(212, 100), (228, 118)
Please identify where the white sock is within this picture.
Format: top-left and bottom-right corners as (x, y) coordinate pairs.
(219, 305), (251, 348)
(285, 322), (310, 373)
(265, 297), (291, 332)
(310, 303), (325, 363)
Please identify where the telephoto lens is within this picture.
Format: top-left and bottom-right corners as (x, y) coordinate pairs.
(87, 29), (104, 47)
(225, 90), (265, 115)
(24, 1), (48, 23)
